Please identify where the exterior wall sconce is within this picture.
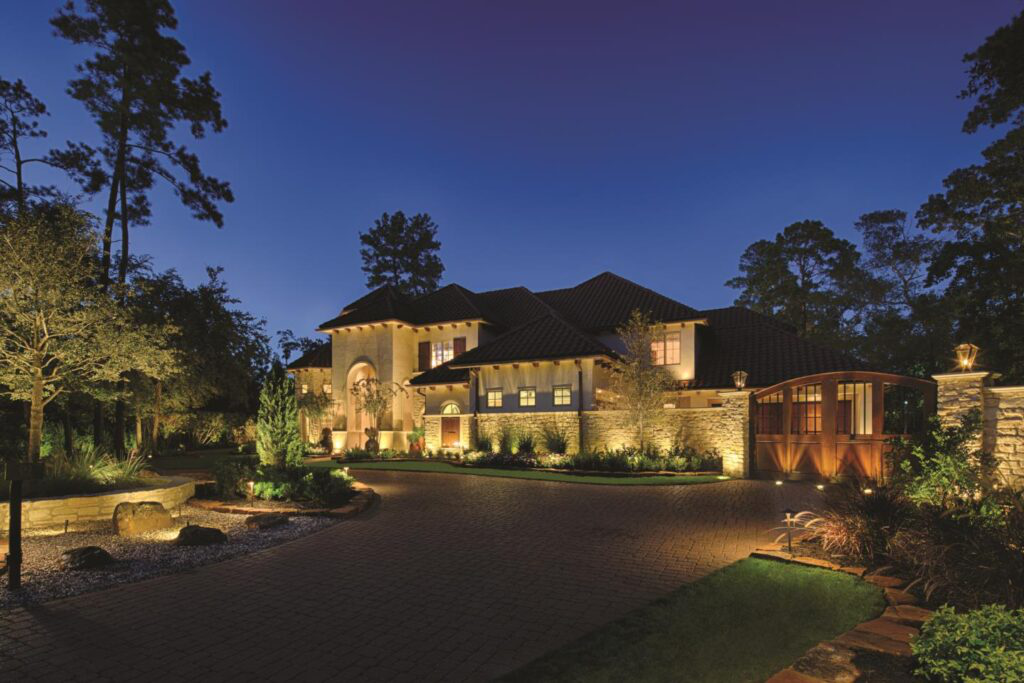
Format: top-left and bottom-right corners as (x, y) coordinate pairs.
(731, 370), (748, 390)
(955, 343), (979, 371)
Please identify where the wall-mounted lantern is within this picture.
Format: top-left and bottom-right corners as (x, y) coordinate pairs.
(955, 343), (980, 372)
(731, 370), (748, 390)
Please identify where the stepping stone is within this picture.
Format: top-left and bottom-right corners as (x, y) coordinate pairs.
(834, 629), (912, 657)
(854, 618), (919, 643)
(792, 641), (860, 683)
(751, 550), (792, 561)
(791, 556), (839, 570)
(864, 574), (905, 589)
(838, 566), (866, 577)
(885, 588), (920, 606)
(882, 605), (934, 626)
(764, 667), (825, 683)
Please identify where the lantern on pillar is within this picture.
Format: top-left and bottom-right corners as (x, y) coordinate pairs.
(954, 343), (979, 372)
(731, 370), (748, 390)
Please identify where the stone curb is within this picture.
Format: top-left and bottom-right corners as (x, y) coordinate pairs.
(187, 483), (378, 518)
(754, 549), (933, 683)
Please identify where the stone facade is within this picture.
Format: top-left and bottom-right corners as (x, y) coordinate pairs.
(418, 390), (753, 476)
(0, 476), (195, 532)
(934, 372), (1024, 486)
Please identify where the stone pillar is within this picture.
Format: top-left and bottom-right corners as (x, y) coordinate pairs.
(985, 387), (1024, 486)
(718, 390), (752, 478)
(933, 372), (995, 452)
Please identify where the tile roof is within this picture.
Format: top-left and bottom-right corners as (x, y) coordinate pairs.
(471, 286), (555, 329)
(536, 272), (702, 332)
(286, 342), (332, 369)
(448, 314), (616, 368)
(691, 306), (871, 389)
(408, 360), (471, 387)
(318, 285), (418, 330)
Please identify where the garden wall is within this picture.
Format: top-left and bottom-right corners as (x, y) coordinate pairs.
(0, 476), (195, 532)
(477, 412), (581, 453)
(935, 372), (1024, 485)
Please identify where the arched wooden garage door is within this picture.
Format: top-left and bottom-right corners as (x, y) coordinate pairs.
(752, 372), (935, 481)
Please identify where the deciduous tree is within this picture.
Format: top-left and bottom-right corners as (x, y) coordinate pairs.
(608, 309), (674, 451)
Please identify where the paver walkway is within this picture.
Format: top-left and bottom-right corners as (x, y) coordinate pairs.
(1, 472), (814, 682)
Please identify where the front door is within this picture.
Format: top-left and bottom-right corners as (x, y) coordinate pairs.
(441, 417), (460, 448)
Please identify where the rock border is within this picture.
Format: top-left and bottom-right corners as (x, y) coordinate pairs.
(752, 545), (934, 683)
(187, 482), (377, 519)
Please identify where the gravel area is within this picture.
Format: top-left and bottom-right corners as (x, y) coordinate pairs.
(1, 507), (339, 610)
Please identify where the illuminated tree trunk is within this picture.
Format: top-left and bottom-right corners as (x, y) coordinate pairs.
(27, 366), (44, 463)
(152, 379), (162, 455)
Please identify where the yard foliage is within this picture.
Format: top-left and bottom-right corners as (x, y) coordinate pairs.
(255, 364), (305, 468)
(608, 309), (675, 450)
(913, 605), (1024, 683)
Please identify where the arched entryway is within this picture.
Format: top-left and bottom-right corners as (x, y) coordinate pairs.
(346, 361), (376, 448)
(752, 371), (936, 481)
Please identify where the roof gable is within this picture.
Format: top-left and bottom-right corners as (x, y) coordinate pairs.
(286, 342), (332, 370)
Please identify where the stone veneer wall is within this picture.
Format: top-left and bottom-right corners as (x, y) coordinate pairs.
(935, 372), (1024, 486)
(423, 414), (474, 453)
(0, 476), (195, 532)
(419, 390), (752, 477)
(477, 412), (581, 453)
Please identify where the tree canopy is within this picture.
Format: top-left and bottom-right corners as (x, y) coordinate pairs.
(359, 210), (444, 297)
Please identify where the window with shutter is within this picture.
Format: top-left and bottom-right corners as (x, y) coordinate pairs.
(418, 341), (430, 371)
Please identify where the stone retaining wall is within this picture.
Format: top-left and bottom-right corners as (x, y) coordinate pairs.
(0, 476), (196, 532)
(477, 412), (581, 453)
(935, 372), (1024, 485)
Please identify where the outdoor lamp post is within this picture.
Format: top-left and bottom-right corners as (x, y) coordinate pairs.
(955, 343), (979, 371)
(782, 508), (795, 554)
(247, 480), (255, 507)
(731, 370), (748, 390)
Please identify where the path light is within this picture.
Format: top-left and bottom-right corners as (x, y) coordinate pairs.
(862, 487), (874, 495)
(731, 370), (748, 390)
(782, 508), (795, 554)
(775, 479), (784, 486)
(816, 483), (825, 491)
(342, 466), (349, 476)
(247, 480), (255, 507)
(955, 343), (979, 371)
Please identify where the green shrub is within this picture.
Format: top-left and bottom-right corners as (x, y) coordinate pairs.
(795, 483), (914, 564)
(302, 468), (356, 507)
(496, 425), (518, 456)
(472, 451), (539, 468)
(517, 432), (536, 455)
(913, 605), (1024, 682)
(256, 363), (306, 468)
(474, 434), (493, 453)
(212, 455), (259, 498)
(541, 425), (569, 455)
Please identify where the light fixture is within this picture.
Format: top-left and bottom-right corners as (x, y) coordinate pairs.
(247, 480), (255, 507)
(862, 487), (874, 495)
(955, 343), (979, 372)
(775, 480), (783, 486)
(342, 466), (349, 476)
(731, 370), (748, 390)
(782, 508), (795, 554)
(816, 483), (825, 491)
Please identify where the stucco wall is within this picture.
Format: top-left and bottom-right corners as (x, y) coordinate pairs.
(0, 477), (195, 532)
(476, 359), (594, 413)
(935, 372), (1024, 486)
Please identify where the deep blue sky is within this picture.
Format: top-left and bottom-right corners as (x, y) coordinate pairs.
(2, 1), (1018, 343)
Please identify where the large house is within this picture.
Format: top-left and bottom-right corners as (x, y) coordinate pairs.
(289, 272), (935, 480)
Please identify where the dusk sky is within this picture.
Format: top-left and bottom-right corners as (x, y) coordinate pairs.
(2, 1), (1018, 345)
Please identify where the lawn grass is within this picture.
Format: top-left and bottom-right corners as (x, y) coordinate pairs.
(311, 459), (727, 486)
(501, 557), (885, 683)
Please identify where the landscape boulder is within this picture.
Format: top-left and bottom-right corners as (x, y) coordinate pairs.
(244, 513), (289, 530)
(113, 502), (172, 537)
(61, 546), (113, 571)
(175, 525), (227, 546)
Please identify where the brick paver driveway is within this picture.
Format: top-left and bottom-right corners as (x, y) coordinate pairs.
(1, 472), (815, 682)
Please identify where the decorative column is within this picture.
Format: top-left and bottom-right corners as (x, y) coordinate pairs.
(932, 371), (995, 452)
(718, 390), (752, 478)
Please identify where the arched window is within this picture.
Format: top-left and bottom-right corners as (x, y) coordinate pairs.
(441, 403), (461, 415)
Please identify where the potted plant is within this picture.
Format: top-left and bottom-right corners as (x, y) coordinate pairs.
(408, 424), (426, 457)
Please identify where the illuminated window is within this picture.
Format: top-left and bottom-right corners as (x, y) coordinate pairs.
(837, 382), (872, 435)
(431, 341), (453, 368)
(792, 384), (822, 434)
(651, 332), (681, 366)
(486, 389), (502, 408)
(519, 387), (536, 407)
(301, 384), (309, 395)
(441, 402), (461, 415)
(322, 383), (332, 395)
(553, 385), (571, 406)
